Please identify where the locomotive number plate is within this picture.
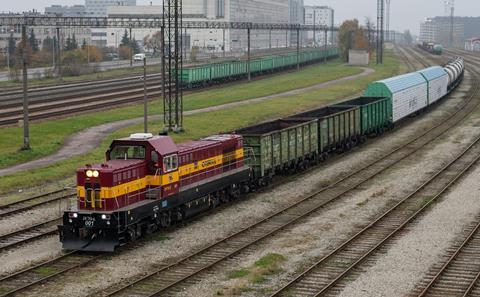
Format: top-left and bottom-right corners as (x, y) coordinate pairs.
(83, 216), (95, 228)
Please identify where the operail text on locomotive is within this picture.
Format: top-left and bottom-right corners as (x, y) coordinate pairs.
(59, 57), (464, 252)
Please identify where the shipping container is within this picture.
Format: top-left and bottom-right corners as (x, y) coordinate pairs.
(235, 118), (318, 181)
(333, 97), (391, 135)
(417, 66), (449, 105)
(287, 105), (361, 154)
(364, 72), (428, 123)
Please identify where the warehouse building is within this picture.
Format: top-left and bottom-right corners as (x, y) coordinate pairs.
(105, 0), (306, 53)
(85, 0), (136, 17)
(45, 5), (88, 17)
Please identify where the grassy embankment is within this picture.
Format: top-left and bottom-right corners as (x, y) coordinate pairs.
(0, 60), (360, 170)
(0, 52), (400, 193)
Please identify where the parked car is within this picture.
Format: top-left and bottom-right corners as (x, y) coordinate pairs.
(133, 53), (146, 61)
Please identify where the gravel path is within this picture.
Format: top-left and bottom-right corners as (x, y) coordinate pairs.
(0, 67), (374, 177)
(22, 73), (472, 297)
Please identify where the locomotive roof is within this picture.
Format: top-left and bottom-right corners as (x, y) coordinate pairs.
(113, 135), (178, 156)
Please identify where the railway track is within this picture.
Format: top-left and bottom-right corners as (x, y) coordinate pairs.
(396, 46), (421, 71)
(404, 46), (432, 68)
(270, 134), (480, 297)
(0, 189), (74, 252)
(412, 217), (480, 297)
(89, 56), (476, 297)
(0, 189), (74, 219)
(0, 218), (60, 252)
(0, 252), (101, 297)
(0, 48), (320, 126)
(0, 49), (468, 296)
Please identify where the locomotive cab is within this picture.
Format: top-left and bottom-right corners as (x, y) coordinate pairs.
(59, 133), (251, 252)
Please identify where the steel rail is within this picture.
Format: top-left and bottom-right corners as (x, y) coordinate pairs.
(270, 134), (480, 297)
(102, 57), (474, 297)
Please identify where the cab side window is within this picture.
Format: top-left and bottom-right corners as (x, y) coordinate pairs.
(151, 151), (159, 163)
(163, 155), (178, 173)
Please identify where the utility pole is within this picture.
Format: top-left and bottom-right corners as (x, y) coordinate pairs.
(21, 24), (30, 150)
(385, 0), (391, 42)
(324, 29), (328, 63)
(162, 0), (183, 132)
(376, 0), (385, 64)
(129, 27), (133, 67)
(143, 57), (148, 133)
(247, 27), (251, 81)
(444, 0), (455, 47)
(313, 11), (316, 47)
(56, 27), (62, 79)
(296, 28), (300, 70)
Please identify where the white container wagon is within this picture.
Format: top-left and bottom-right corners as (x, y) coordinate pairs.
(417, 66), (449, 105)
(364, 73), (428, 123)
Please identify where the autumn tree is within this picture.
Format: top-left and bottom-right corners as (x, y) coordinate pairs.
(119, 45), (133, 60)
(144, 31), (162, 56)
(83, 45), (103, 62)
(338, 19), (370, 61)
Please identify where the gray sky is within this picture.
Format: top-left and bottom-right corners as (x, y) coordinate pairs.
(2, 0), (479, 34)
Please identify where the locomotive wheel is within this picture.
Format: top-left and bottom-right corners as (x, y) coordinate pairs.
(160, 213), (172, 228)
(126, 227), (137, 242)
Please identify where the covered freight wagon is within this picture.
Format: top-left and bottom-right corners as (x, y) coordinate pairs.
(236, 119), (318, 184)
(364, 73), (428, 123)
(286, 105), (361, 155)
(417, 66), (449, 105)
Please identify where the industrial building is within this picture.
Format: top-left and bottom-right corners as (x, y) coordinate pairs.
(85, 0), (136, 17)
(45, 5), (88, 17)
(105, 0), (307, 53)
(304, 6), (334, 46)
(419, 16), (465, 47)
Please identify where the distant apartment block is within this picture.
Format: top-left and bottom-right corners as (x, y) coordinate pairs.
(304, 6), (334, 46)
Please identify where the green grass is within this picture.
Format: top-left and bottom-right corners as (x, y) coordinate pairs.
(228, 268), (250, 279)
(219, 253), (287, 295)
(0, 51), (400, 194)
(0, 60), (360, 170)
(32, 266), (58, 276)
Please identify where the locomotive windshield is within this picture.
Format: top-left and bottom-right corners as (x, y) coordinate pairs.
(110, 145), (146, 160)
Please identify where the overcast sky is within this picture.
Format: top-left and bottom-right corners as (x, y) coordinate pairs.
(2, 0), (479, 34)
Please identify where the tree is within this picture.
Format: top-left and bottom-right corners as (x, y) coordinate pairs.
(8, 33), (16, 56)
(144, 31), (162, 55)
(338, 19), (369, 61)
(119, 45), (133, 60)
(42, 36), (54, 52)
(81, 39), (87, 50)
(71, 34), (78, 50)
(29, 29), (39, 52)
(64, 34), (79, 51)
(83, 45), (103, 62)
(364, 17), (376, 51)
(404, 30), (413, 45)
(121, 29), (130, 47)
(131, 38), (140, 54)
(338, 20), (359, 61)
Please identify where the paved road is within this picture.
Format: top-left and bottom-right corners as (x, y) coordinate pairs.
(0, 67), (374, 177)
(0, 58), (163, 82)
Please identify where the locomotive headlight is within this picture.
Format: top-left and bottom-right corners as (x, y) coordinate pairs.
(92, 170), (99, 178)
(86, 170), (93, 177)
(101, 214), (111, 220)
(69, 212), (78, 218)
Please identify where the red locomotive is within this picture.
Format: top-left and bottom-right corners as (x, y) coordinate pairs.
(60, 133), (251, 251)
